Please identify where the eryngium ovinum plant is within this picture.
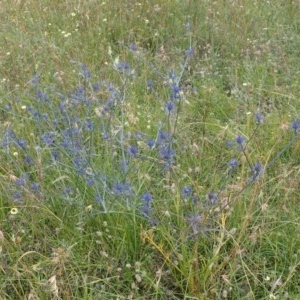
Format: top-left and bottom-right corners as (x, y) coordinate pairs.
(1, 42), (299, 298)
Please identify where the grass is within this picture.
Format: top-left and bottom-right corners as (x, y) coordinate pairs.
(1, 1), (300, 299)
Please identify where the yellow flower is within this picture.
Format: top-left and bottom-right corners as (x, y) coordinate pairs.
(10, 208), (19, 215)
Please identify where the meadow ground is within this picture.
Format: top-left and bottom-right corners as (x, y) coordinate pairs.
(1, 1), (300, 299)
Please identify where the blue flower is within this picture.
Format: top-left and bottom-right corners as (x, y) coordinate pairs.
(228, 158), (238, 168)
(41, 132), (55, 146)
(292, 120), (300, 133)
(236, 135), (244, 146)
(31, 182), (41, 194)
(169, 70), (176, 81)
(129, 43), (138, 51)
(128, 145), (138, 158)
(142, 192), (152, 203)
(185, 48), (194, 57)
(160, 146), (175, 162)
(166, 100), (175, 113)
(113, 182), (132, 196)
(171, 84), (181, 100)
(207, 192), (218, 205)
(30, 74), (40, 86)
(147, 139), (155, 149)
(81, 64), (91, 80)
(181, 186), (193, 198)
(116, 61), (130, 70)
(16, 177), (26, 187)
(141, 192), (153, 217)
(92, 82), (100, 92)
(159, 131), (169, 140)
(147, 79), (153, 90)
(85, 120), (93, 131)
(250, 162), (263, 181)
(255, 113), (263, 125)
(187, 214), (202, 233)
(225, 140), (233, 148)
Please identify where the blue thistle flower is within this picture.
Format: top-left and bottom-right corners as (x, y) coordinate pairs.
(181, 186), (193, 198)
(166, 100), (175, 113)
(92, 82), (100, 92)
(171, 84), (181, 100)
(80, 64), (91, 80)
(41, 132), (55, 146)
(141, 192), (153, 218)
(236, 135), (244, 146)
(207, 192), (218, 205)
(113, 182), (132, 196)
(147, 79), (153, 90)
(16, 177), (26, 187)
(255, 113), (263, 125)
(292, 120), (300, 133)
(160, 146), (175, 162)
(129, 43), (138, 51)
(142, 192), (152, 203)
(250, 162), (263, 182)
(147, 139), (155, 149)
(185, 48), (194, 57)
(128, 145), (138, 158)
(225, 140), (233, 148)
(228, 158), (238, 168)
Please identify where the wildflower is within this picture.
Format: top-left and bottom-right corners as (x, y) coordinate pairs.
(181, 186), (193, 198)
(24, 155), (34, 165)
(171, 84), (181, 100)
(291, 120), (300, 134)
(187, 214), (202, 234)
(102, 133), (109, 140)
(129, 43), (138, 51)
(185, 22), (191, 31)
(146, 79), (153, 90)
(146, 139), (155, 149)
(80, 64), (91, 80)
(250, 162), (263, 181)
(5, 104), (11, 111)
(92, 82), (100, 92)
(113, 182), (132, 196)
(13, 192), (22, 202)
(95, 193), (103, 204)
(30, 74), (40, 86)
(41, 132), (55, 146)
(16, 139), (27, 150)
(141, 192), (152, 217)
(255, 113), (263, 125)
(65, 186), (73, 195)
(207, 192), (218, 205)
(169, 70), (176, 81)
(236, 135), (244, 146)
(228, 158), (238, 168)
(134, 132), (143, 139)
(51, 151), (60, 161)
(116, 61), (130, 71)
(142, 192), (152, 203)
(128, 145), (138, 158)
(159, 130), (169, 141)
(31, 182), (41, 193)
(15, 177), (26, 187)
(10, 208), (19, 215)
(225, 140), (233, 148)
(86, 178), (95, 186)
(165, 100), (175, 113)
(160, 146), (175, 162)
(185, 48), (194, 57)
(85, 120), (93, 131)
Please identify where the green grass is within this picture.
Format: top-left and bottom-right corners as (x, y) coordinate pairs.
(1, 1), (300, 299)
